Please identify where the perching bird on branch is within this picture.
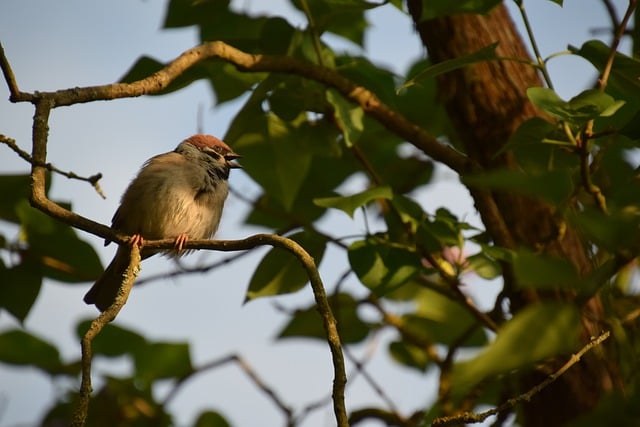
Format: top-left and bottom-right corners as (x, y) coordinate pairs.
(84, 134), (241, 311)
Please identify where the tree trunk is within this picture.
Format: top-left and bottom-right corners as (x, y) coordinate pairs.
(406, 2), (618, 425)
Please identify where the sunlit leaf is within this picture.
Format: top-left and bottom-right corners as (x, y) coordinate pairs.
(451, 303), (581, 395)
(314, 185), (392, 218)
(572, 40), (640, 105)
(466, 252), (501, 280)
(246, 231), (327, 300)
(348, 238), (422, 295)
(527, 88), (624, 125)
(327, 89), (364, 147)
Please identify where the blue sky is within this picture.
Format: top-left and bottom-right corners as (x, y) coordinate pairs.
(0, 1), (630, 426)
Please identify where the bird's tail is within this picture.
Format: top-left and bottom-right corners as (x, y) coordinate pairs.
(84, 246), (134, 312)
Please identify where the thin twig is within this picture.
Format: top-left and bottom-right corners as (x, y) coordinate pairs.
(163, 354), (295, 424)
(512, 0), (554, 89)
(0, 42), (20, 99)
(0, 134), (105, 198)
(431, 330), (611, 426)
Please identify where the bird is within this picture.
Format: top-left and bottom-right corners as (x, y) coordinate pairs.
(84, 134), (241, 311)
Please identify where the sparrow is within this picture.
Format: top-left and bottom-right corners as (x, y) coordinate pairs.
(84, 134), (241, 311)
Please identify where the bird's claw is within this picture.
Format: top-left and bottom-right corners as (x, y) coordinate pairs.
(174, 234), (189, 252)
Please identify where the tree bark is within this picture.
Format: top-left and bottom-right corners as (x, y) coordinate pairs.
(406, 2), (617, 425)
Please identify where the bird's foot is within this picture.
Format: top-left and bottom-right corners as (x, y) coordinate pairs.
(130, 233), (144, 248)
(174, 233), (189, 252)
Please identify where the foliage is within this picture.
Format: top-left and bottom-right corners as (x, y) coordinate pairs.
(3, 0), (640, 426)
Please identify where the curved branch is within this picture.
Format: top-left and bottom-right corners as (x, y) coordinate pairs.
(5, 40), (471, 175)
(72, 244), (141, 427)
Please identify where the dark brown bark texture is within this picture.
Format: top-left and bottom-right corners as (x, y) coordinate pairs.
(406, 2), (618, 426)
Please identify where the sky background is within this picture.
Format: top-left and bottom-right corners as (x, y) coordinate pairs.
(0, 1), (631, 426)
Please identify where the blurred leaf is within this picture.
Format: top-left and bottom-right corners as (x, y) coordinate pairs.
(389, 341), (432, 372)
(419, 0), (501, 20)
(463, 168), (574, 205)
(397, 59), (450, 138)
(466, 252), (502, 280)
(0, 260), (42, 323)
(327, 89), (364, 147)
(512, 250), (579, 290)
(291, 0), (381, 46)
(569, 207), (640, 252)
(246, 231), (327, 300)
(337, 55), (398, 107)
(278, 293), (368, 343)
(314, 185), (392, 218)
(0, 174), (50, 224)
(0, 329), (63, 374)
(413, 287), (487, 346)
(134, 342), (192, 384)
(42, 376), (172, 426)
(399, 43), (498, 91)
(348, 238), (422, 295)
(194, 411), (231, 427)
(16, 200), (103, 282)
(76, 319), (147, 358)
(451, 303), (581, 395)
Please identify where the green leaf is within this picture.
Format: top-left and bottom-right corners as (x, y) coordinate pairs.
(512, 250), (579, 290)
(0, 174), (49, 224)
(229, 92), (315, 211)
(76, 320), (147, 358)
(314, 185), (392, 218)
(327, 89), (364, 147)
(0, 329), (63, 374)
(0, 260), (42, 323)
(291, 0), (381, 46)
(134, 342), (193, 384)
(194, 411), (231, 427)
(399, 43), (498, 91)
(389, 341), (432, 372)
(278, 293), (369, 343)
(527, 87), (625, 125)
(466, 252), (501, 280)
(419, 0), (502, 20)
(348, 238), (422, 295)
(413, 287), (487, 347)
(246, 231), (327, 300)
(16, 200), (103, 282)
(572, 40), (640, 105)
(451, 302), (581, 395)
(463, 168), (574, 205)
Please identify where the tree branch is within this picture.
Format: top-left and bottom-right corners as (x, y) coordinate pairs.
(431, 330), (611, 426)
(0, 134), (105, 198)
(72, 244), (141, 427)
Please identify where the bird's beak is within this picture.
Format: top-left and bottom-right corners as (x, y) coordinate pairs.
(226, 153), (242, 169)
